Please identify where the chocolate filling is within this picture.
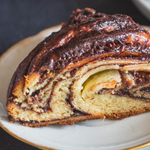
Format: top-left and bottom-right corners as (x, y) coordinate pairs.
(97, 88), (114, 94)
(31, 90), (40, 97)
(140, 87), (150, 93)
(132, 71), (150, 87)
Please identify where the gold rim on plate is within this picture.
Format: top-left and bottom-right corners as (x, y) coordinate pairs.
(0, 25), (150, 150)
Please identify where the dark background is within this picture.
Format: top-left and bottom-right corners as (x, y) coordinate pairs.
(0, 0), (150, 149)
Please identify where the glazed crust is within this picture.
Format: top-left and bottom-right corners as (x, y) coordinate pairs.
(7, 8), (150, 127)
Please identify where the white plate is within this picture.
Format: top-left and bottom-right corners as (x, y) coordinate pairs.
(1, 25), (150, 150)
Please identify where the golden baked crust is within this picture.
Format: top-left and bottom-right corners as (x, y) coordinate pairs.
(7, 8), (150, 127)
(8, 106), (150, 127)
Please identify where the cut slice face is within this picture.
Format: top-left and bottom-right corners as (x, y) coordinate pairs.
(6, 8), (150, 127)
(72, 67), (150, 119)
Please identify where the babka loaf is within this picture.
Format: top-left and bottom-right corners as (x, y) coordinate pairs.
(7, 8), (150, 127)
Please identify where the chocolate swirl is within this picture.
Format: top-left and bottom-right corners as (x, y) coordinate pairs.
(6, 8), (150, 127)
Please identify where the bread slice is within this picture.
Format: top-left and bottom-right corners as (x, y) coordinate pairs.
(7, 8), (150, 127)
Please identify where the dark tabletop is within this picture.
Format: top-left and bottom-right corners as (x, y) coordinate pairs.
(0, 0), (150, 150)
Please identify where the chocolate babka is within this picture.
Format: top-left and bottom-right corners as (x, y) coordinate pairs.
(7, 8), (150, 127)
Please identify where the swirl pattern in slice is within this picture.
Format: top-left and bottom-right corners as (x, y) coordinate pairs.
(7, 8), (150, 127)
